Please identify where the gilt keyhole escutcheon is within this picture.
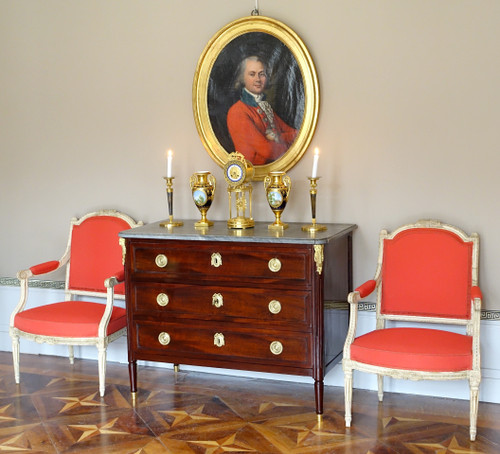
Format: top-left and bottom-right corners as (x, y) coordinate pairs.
(214, 333), (225, 347)
(212, 293), (223, 308)
(211, 252), (222, 268)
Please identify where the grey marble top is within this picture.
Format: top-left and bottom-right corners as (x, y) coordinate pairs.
(119, 220), (357, 245)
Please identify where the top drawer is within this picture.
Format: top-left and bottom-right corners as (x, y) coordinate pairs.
(128, 240), (312, 283)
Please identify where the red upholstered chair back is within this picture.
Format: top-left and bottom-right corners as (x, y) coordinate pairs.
(67, 215), (129, 295)
(381, 228), (473, 320)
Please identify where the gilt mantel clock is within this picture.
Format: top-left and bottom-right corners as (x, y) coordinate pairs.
(223, 152), (255, 229)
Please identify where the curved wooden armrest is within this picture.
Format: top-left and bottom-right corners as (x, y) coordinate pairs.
(347, 291), (360, 305)
(104, 269), (124, 288)
(29, 260), (60, 275)
(348, 279), (377, 304)
(356, 279), (377, 298)
(100, 269), (125, 337)
(17, 260), (64, 281)
(344, 279), (379, 358)
(344, 281), (377, 358)
(11, 262), (61, 325)
(471, 286), (482, 311)
(343, 300), (359, 359)
(12, 259), (67, 326)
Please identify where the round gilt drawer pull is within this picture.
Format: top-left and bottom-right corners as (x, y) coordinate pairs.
(270, 341), (283, 355)
(158, 332), (171, 346)
(155, 254), (168, 268)
(268, 300), (282, 314)
(156, 293), (169, 307)
(268, 258), (281, 272)
(211, 252), (222, 268)
(212, 293), (223, 308)
(214, 333), (225, 347)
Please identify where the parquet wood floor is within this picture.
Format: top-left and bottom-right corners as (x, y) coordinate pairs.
(0, 352), (499, 453)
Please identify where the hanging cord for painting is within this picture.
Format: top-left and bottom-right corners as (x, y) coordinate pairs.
(251, 0), (260, 16)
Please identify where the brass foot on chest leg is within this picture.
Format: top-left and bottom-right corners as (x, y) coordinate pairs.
(174, 364), (180, 373)
(317, 414), (323, 425)
(131, 392), (137, 406)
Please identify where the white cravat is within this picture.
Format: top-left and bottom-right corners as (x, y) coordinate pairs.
(245, 89), (276, 131)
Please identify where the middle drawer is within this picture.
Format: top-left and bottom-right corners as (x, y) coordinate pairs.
(131, 282), (311, 326)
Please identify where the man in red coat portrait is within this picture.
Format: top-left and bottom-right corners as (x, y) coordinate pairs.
(227, 56), (297, 165)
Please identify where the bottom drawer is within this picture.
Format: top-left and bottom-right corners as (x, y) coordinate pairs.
(132, 320), (312, 368)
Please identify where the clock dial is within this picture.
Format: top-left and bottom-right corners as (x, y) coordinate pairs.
(227, 163), (244, 183)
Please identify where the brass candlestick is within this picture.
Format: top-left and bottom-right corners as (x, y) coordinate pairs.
(302, 177), (327, 233)
(160, 177), (184, 228)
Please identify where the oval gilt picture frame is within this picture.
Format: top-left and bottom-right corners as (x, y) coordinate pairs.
(193, 15), (319, 180)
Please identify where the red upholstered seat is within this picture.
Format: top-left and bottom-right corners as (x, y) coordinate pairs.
(350, 327), (472, 372)
(14, 302), (127, 338)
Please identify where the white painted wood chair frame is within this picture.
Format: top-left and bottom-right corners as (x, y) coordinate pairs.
(9, 210), (143, 397)
(342, 219), (481, 441)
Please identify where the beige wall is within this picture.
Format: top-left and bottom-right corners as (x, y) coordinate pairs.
(1, 1), (499, 309)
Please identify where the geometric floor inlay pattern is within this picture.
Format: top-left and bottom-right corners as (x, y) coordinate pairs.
(0, 351), (499, 453)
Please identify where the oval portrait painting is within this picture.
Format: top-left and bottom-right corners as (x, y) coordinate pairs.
(193, 16), (319, 180)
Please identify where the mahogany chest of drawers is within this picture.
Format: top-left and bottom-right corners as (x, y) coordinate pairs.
(120, 221), (356, 417)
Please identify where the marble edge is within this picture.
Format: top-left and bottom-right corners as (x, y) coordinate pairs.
(118, 220), (357, 244)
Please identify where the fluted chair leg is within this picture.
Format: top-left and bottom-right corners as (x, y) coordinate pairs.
(377, 375), (384, 401)
(12, 334), (20, 384)
(98, 345), (107, 397)
(470, 377), (480, 441)
(68, 345), (74, 365)
(344, 368), (353, 427)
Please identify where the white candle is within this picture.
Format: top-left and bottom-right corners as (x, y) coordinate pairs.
(166, 149), (173, 177)
(311, 147), (320, 178)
